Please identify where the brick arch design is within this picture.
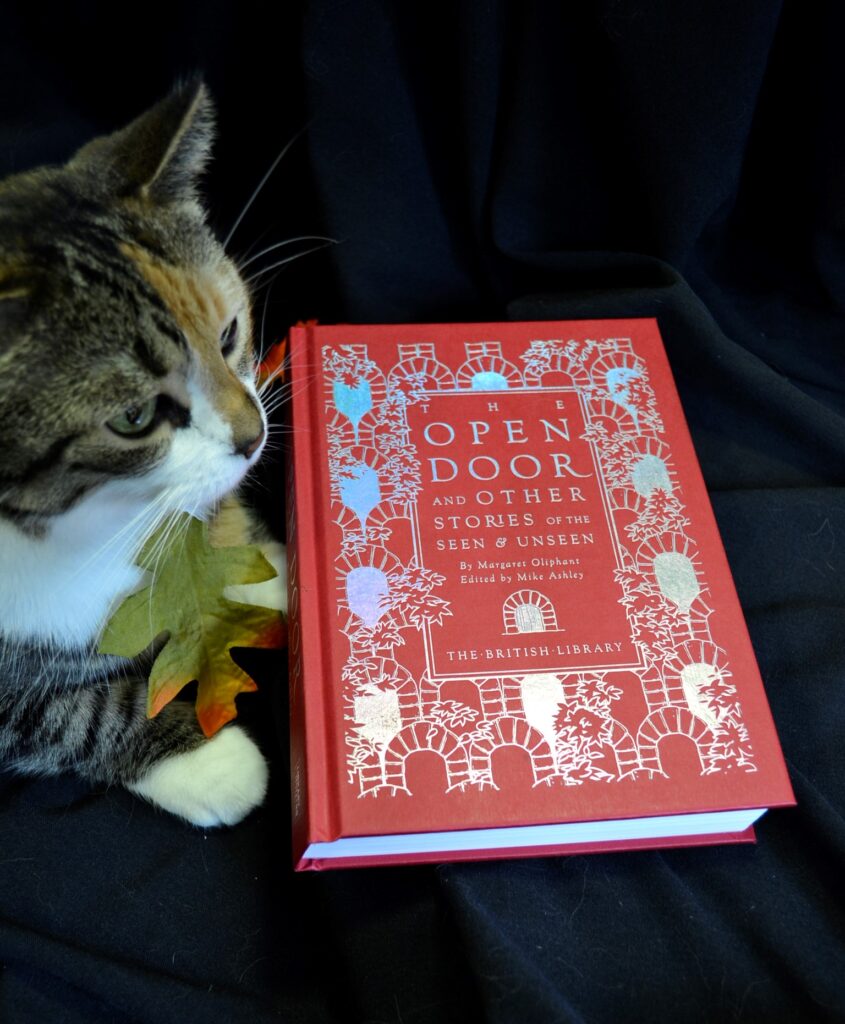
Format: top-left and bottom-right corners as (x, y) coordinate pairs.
(383, 722), (471, 793)
(589, 351), (645, 389)
(502, 590), (558, 634)
(388, 345), (456, 391)
(639, 664), (687, 712)
(469, 717), (557, 786)
(325, 410), (377, 449)
(662, 640), (732, 729)
(330, 443), (386, 501)
(603, 719), (642, 777)
(637, 706), (715, 775)
(419, 675), (524, 720)
(336, 546), (404, 640)
(334, 499), (411, 536)
(663, 640), (729, 681)
(609, 487), (644, 516)
(625, 437), (677, 499)
(342, 657), (422, 725)
(583, 397), (638, 436)
(522, 348), (591, 388)
(636, 532), (705, 596)
(456, 342), (523, 389)
(323, 343), (388, 411)
(608, 487), (644, 535)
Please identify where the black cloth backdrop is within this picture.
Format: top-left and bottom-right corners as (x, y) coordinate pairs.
(1, 2), (843, 1022)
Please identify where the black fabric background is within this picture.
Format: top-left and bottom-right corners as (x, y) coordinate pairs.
(1, 2), (843, 1021)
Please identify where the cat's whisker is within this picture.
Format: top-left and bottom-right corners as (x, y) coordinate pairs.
(257, 362), (318, 402)
(223, 125), (311, 249)
(88, 501), (176, 616)
(65, 489), (172, 585)
(260, 393), (293, 416)
(244, 241), (338, 289)
(261, 377), (322, 416)
(238, 236), (339, 272)
(230, 227), (272, 271)
(142, 507), (184, 576)
(257, 284), (275, 370)
(143, 510), (186, 634)
(259, 370), (321, 403)
(256, 366), (286, 399)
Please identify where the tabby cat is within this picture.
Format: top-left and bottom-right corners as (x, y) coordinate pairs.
(0, 80), (283, 827)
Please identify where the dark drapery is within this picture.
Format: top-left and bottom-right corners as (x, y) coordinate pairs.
(1, 3), (843, 1021)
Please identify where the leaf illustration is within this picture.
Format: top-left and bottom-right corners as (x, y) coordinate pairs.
(98, 515), (285, 738)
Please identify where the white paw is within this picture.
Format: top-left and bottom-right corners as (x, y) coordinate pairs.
(224, 541), (287, 614)
(128, 726), (269, 827)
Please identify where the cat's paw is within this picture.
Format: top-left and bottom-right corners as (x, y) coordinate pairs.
(127, 726), (269, 827)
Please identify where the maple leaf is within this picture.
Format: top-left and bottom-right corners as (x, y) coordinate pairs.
(98, 515), (285, 738)
(256, 337), (287, 389)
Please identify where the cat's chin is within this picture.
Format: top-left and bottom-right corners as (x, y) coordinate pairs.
(150, 425), (266, 520)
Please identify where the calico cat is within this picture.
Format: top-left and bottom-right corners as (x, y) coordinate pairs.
(0, 79), (283, 827)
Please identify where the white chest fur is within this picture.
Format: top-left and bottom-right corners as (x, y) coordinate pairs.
(0, 485), (152, 648)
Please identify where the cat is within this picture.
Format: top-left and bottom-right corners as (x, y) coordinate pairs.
(0, 79), (285, 827)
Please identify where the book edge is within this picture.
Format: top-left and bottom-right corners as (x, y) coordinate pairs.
(295, 825), (759, 871)
(287, 323), (341, 865)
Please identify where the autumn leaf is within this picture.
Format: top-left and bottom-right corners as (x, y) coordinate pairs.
(98, 515), (285, 738)
(256, 337), (287, 389)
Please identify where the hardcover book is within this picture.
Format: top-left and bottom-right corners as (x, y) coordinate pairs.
(285, 319), (794, 871)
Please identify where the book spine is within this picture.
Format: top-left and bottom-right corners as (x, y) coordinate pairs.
(286, 325), (340, 867)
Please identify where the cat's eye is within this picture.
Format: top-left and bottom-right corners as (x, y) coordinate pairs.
(221, 318), (238, 358)
(106, 398), (158, 437)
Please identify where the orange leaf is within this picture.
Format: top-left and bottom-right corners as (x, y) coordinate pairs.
(98, 515), (285, 737)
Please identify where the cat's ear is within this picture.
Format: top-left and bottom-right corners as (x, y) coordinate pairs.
(68, 78), (215, 207)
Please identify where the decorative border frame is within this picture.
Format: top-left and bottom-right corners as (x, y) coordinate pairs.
(322, 336), (757, 796)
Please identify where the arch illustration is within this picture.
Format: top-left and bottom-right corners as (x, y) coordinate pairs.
(637, 706), (715, 775)
(623, 436), (675, 498)
(323, 343), (388, 411)
(343, 657), (422, 725)
(335, 499), (411, 538)
(325, 409), (377, 449)
(636, 532), (705, 614)
(329, 443), (387, 494)
(456, 341), (523, 390)
(336, 546), (404, 637)
(590, 350), (645, 389)
(590, 351), (648, 428)
(521, 341), (591, 388)
(603, 719), (642, 777)
(383, 722), (471, 793)
(503, 590), (559, 634)
(609, 487), (644, 516)
(663, 640), (732, 728)
(420, 674), (524, 720)
(469, 717), (556, 787)
(583, 396), (639, 436)
(639, 665), (687, 711)
(389, 344), (456, 391)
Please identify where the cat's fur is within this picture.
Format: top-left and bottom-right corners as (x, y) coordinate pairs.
(0, 80), (281, 827)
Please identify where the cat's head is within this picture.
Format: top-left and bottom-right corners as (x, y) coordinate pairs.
(0, 79), (265, 538)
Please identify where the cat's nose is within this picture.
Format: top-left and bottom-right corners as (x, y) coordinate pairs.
(235, 427), (266, 459)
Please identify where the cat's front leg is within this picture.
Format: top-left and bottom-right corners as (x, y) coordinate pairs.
(2, 680), (268, 826)
(126, 720), (268, 827)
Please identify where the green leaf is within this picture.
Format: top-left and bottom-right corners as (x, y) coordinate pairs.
(98, 514), (285, 737)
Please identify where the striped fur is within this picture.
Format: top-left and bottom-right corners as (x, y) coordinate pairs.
(0, 81), (275, 826)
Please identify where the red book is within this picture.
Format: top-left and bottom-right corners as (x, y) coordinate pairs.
(285, 319), (794, 871)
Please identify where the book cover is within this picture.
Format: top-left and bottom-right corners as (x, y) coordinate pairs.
(285, 319), (794, 871)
